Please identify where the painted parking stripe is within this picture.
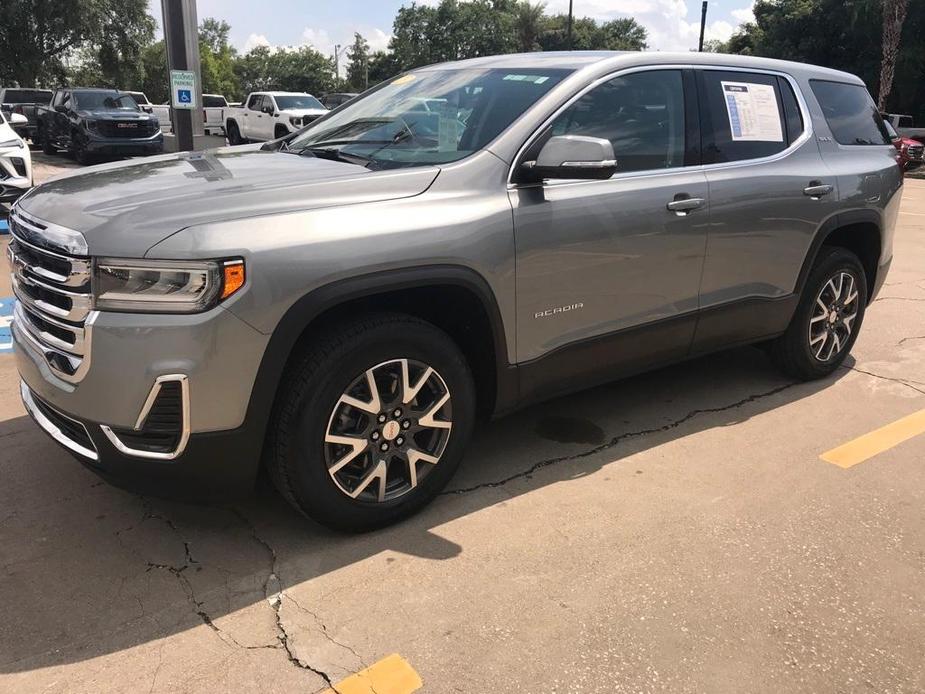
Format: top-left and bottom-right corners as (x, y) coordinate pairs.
(821, 408), (925, 468)
(321, 654), (422, 694)
(0, 297), (13, 353)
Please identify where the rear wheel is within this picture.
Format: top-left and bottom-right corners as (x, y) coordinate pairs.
(770, 247), (867, 380)
(266, 313), (476, 532)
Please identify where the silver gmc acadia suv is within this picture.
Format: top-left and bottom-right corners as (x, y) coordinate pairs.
(8, 52), (901, 531)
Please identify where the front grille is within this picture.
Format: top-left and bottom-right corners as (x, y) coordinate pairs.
(11, 157), (26, 177)
(108, 380), (183, 454)
(7, 207), (94, 383)
(95, 120), (159, 138)
(907, 145), (924, 161)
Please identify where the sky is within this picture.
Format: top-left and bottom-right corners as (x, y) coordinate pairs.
(152, 1), (756, 68)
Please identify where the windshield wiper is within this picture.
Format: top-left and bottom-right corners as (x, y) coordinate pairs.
(298, 146), (373, 167)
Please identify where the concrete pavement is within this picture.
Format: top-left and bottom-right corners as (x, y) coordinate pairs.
(1, 162), (923, 693)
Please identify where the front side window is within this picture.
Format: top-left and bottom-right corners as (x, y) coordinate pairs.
(288, 67), (570, 169)
(810, 80), (891, 146)
(547, 69), (686, 174)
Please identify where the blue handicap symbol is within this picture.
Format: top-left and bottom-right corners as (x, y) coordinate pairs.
(0, 297), (13, 353)
(0, 218), (9, 234)
(178, 89), (192, 104)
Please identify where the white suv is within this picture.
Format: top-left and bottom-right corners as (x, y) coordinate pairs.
(0, 110), (32, 204)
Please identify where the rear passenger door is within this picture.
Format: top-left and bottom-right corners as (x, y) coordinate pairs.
(245, 94), (264, 139)
(692, 69), (839, 353)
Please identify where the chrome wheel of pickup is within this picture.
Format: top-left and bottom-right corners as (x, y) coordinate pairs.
(808, 270), (860, 362)
(324, 358), (453, 503)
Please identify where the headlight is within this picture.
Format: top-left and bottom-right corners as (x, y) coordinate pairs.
(289, 116), (302, 127)
(0, 138), (24, 149)
(93, 258), (245, 313)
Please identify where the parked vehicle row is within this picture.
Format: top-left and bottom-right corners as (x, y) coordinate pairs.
(0, 88), (54, 141)
(9, 52), (900, 532)
(881, 112), (925, 142)
(885, 120), (924, 171)
(225, 91), (328, 144)
(0, 109), (32, 203)
(36, 88), (163, 164)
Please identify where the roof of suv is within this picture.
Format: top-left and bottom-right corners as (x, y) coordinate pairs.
(418, 51), (864, 85)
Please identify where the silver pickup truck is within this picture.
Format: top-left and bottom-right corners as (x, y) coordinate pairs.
(9, 52), (901, 531)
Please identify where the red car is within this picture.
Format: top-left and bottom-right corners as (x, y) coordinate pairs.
(885, 120), (924, 170)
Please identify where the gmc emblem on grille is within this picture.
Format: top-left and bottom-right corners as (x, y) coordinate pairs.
(116, 123), (137, 128)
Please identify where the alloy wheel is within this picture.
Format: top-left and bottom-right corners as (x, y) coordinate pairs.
(323, 358), (453, 503)
(808, 270), (860, 362)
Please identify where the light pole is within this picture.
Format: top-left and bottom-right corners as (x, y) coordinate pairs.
(698, 1), (708, 52)
(567, 0), (574, 51)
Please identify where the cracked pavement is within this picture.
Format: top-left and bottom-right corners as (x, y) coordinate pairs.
(0, 167), (924, 692)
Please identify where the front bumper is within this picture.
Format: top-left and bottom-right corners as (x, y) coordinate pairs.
(21, 380), (261, 499)
(86, 132), (164, 156)
(13, 303), (271, 499)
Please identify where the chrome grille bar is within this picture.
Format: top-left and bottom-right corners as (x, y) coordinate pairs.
(7, 206), (94, 384)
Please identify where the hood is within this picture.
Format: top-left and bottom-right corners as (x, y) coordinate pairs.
(281, 108), (328, 117)
(17, 147), (439, 256)
(78, 110), (153, 121)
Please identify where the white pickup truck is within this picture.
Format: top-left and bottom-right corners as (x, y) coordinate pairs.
(225, 91), (328, 144)
(125, 92), (230, 136)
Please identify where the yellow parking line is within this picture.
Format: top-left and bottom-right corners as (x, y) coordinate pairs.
(821, 409), (925, 468)
(322, 654), (422, 694)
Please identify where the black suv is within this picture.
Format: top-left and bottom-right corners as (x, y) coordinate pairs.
(36, 88), (163, 164)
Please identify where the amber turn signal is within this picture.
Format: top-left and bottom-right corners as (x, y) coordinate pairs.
(221, 260), (245, 300)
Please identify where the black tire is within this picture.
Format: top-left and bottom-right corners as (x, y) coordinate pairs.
(40, 126), (57, 155)
(72, 132), (93, 165)
(274, 124), (289, 139)
(770, 246), (867, 380)
(266, 313), (476, 532)
(227, 121), (245, 145)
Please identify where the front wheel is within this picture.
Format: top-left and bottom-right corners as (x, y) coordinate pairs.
(770, 247), (867, 380)
(266, 313), (476, 532)
(226, 121), (245, 145)
(39, 127), (57, 155)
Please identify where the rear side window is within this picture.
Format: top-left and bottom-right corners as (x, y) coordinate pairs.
(247, 94), (263, 110)
(698, 70), (796, 164)
(810, 80), (891, 145)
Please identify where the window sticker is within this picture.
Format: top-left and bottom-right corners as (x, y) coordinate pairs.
(392, 74), (416, 86)
(721, 81), (784, 142)
(503, 74), (550, 84)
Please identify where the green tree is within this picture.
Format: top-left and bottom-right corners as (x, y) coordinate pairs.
(198, 18), (240, 98)
(367, 51), (402, 85)
(346, 32), (371, 92)
(537, 14), (647, 51)
(0, 0), (154, 87)
(514, 1), (547, 52)
(234, 45), (336, 96)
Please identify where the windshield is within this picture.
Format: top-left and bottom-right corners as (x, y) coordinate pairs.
(125, 92), (149, 104)
(275, 95), (324, 110)
(288, 67), (570, 168)
(2, 89), (53, 104)
(75, 92), (140, 111)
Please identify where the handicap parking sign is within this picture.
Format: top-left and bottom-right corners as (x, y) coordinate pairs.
(0, 297), (13, 353)
(170, 70), (197, 110)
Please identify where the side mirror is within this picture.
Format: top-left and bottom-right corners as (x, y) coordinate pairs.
(9, 113), (28, 126)
(524, 135), (617, 180)
(263, 105), (274, 115)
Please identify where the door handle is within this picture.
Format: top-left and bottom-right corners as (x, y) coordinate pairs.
(803, 183), (834, 199)
(666, 196), (705, 215)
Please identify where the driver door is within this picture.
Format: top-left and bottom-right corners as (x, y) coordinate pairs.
(510, 69), (709, 397)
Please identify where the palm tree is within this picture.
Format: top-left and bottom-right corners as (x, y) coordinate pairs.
(515, 1), (546, 53)
(878, 0), (910, 110)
